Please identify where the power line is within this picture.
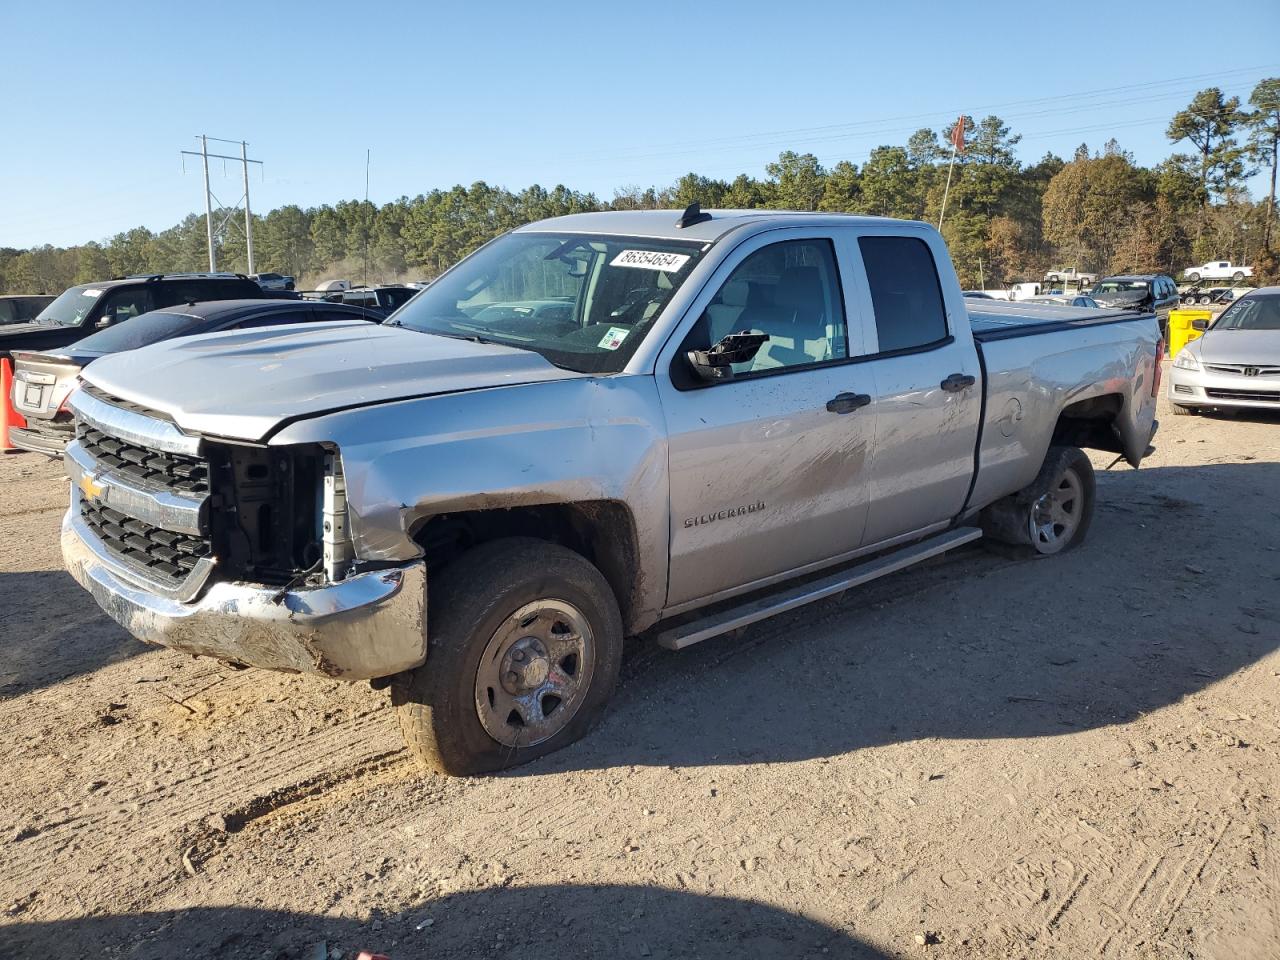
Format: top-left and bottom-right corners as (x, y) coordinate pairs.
(179, 135), (262, 272)
(569, 63), (1278, 164)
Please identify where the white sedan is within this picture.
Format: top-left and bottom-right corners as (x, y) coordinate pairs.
(1168, 287), (1280, 415)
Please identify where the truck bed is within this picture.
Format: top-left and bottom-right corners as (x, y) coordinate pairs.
(966, 301), (1161, 513)
(968, 300), (1154, 342)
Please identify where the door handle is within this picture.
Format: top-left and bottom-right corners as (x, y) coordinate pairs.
(940, 373), (976, 392)
(826, 392), (872, 414)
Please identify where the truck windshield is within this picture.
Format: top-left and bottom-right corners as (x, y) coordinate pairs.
(34, 285), (101, 326)
(1212, 293), (1280, 331)
(1091, 280), (1148, 295)
(391, 232), (707, 373)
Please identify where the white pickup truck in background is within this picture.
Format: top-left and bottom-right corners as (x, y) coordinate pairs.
(1182, 261), (1253, 283)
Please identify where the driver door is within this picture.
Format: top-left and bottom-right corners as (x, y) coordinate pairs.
(656, 231), (875, 610)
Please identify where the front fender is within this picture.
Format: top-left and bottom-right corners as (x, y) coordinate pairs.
(270, 376), (671, 625)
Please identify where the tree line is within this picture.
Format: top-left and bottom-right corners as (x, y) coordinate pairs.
(3, 80), (1278, 296)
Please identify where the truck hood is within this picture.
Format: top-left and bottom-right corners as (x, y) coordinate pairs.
(1197, 329), (1280, 365)
(80, 320), (585, 441)
(0, 321), (61, 342)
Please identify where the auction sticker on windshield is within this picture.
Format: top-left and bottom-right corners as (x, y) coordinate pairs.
(598, 327), (630, 350)
(610, 250), (691, 272)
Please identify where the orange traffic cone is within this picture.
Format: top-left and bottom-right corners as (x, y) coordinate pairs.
(2, 358), (29, 454)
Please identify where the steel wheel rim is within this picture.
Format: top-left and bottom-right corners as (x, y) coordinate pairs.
(1028, 466), (1082, 555)
(474, 599), (596, 748)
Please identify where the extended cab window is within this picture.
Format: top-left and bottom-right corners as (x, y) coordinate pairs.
(858, 236), (948, 352)
(699, 239), (848, 375)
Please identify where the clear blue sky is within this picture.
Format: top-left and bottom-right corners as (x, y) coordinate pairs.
(3, 0), (1278, 248)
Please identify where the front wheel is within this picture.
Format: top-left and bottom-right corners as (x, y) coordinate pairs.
(1187, 272), (1201, 283)
(392, 538), (624, 776)
(982, 446), (1096, 559)
(1171, 403), (1199, 416)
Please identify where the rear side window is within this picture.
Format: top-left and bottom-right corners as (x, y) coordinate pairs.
(858, 236), (949, 353)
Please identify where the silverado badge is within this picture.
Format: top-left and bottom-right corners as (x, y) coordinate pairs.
(684, 501), (766, 528)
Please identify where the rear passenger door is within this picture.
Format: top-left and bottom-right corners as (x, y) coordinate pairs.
(657, 231), (876, 609)
(852, 233), (982, 546)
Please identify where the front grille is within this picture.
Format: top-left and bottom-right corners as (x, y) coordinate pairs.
(80, 382), (176, 420)
(80, 498), (211, 584)
(76, 423), (209, 494)
(1204, 363), (1280, 376)
(1205, 389), (1280, 403)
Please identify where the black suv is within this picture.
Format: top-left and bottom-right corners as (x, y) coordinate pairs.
(0, 273), (264, 359)
(1088, 274), (1180, 332)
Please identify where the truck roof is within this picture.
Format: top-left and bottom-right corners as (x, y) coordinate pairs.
(515, 209), (918, 243)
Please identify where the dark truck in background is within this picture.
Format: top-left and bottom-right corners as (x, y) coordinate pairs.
(0, 295), (55, 326)
(0, 273), (264, 360)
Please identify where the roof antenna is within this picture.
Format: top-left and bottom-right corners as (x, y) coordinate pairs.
(676, 202), (712, 229)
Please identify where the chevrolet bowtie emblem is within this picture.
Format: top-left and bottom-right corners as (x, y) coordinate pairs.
(79, 473), (107, 501)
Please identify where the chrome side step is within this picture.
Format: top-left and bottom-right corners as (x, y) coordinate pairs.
(655, 527), (983, 651)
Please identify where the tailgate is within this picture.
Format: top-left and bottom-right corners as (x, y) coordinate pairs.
(11, 351), (81, 420)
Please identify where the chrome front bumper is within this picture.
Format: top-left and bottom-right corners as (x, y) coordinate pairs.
(61, 512), (427, 680)
(1168, 366), (1280, 410)
(9, 424), (70, 457)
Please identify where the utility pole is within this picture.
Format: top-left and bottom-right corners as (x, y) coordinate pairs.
(241, 141), (255, 274)
(181, 135), (263, 274)
(200, 135), (215, 271)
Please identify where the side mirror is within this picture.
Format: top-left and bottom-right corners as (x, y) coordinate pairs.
(95, 312), (115, 328)
(1191, 319), (1209, 331)
(686, 331), (769, 382)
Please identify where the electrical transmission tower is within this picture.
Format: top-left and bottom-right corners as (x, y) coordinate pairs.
(180, 135), (262, 273)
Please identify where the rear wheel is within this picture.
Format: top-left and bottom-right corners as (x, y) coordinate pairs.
(982, 446), (1096, 559)
(392, 538), (623, 776)
(1198, 295), (1212, 305)
(1232, 271), (1245, 282)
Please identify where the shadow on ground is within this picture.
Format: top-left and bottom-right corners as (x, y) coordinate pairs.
(0, 569), (145, 697)
(0, 885), (892, 959)
(522, 461), (1280, 774)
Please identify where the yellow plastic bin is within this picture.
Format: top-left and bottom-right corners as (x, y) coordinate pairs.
(1167, 309), (1211, 358)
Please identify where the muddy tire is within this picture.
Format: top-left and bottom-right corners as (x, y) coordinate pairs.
(392, 538), (623, 776)
(981, 446), (1096, 559)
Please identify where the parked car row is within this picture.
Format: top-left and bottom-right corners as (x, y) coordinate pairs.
(9, 299), (379, 455)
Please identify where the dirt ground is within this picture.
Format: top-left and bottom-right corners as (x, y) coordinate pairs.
(0, 387), (1277, 960)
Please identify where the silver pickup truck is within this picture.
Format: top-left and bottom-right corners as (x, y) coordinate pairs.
(60, 209), (1161, 774)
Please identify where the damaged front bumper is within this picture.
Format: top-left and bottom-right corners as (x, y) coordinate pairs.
(61, 512), (426, 680)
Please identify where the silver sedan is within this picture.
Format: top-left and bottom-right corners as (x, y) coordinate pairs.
(1168, 287), (1280, 415)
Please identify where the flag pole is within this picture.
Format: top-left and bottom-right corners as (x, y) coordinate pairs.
(937, 131), (959, 232)
(938, 115), (964, 232)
